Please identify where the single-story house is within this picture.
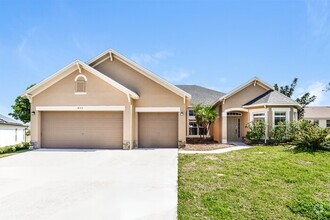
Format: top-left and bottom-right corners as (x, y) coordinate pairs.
(304, 106), (330, 128)
(23, 49), (300, 149)
(0, 113), (27, 147)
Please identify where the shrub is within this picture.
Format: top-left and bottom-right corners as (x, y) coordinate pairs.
(246, 120), (266, 144)
(0, 142), (30, 155)
(271, 121), (300, 144)
(320, 134), (330, 150)
(292, 120), (330, 150)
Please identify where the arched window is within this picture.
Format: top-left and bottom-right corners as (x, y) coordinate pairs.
(74, 74), (87, 94)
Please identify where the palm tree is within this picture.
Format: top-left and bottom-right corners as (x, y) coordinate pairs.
(193, 104), (217, 140)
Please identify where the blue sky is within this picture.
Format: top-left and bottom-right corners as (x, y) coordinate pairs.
(0, 0), (329, 117)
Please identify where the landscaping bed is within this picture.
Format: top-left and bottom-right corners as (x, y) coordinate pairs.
(180, 138), (233, 151)
(0, 142), (30, 158)
(178, 146), (330, 219)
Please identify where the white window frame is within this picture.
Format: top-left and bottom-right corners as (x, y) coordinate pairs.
(75, 74), (87, 95)
(188, 119), (207, 137)
(272, 108), (290, 126)
(249, 109), (267, 122)
(326, 120), (330, 128)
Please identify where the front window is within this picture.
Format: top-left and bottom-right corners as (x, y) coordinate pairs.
(313, 120), (319, 125)
(327, 120), (330, 128)
(189, 121), (198, 135)
(253, 113), (265, 122)
(188, 120), (207, 136)
(188, 109), (195, 116)
(274, 112), (286, 125)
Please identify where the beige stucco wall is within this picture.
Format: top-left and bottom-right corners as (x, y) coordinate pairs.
(30, 69), (133, 148)
(213, 82), (298, 143)
(30, 58), (187, 148)
(222, 84), (268, 111)
(95, 59), (187, 143)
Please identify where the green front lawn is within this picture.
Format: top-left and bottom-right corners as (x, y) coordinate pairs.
(178, 146), (330, 219)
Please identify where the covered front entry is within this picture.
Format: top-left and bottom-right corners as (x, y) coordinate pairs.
(222, 109), (248, 143)
(41, 111), (123, 149)
(227, 116), (242, 141)
(138, 112), (178, 148)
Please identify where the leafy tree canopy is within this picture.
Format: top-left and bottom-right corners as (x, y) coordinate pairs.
(274, 78), (316, 119)
(9, 84), (35, 124)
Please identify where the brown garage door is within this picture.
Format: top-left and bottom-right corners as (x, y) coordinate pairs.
(138, 112), (178, 148)
(41, 111), (123, 149)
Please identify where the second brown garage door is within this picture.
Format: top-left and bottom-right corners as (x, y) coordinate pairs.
(138, 112), (178, 148)
(41, 111), (123, 149)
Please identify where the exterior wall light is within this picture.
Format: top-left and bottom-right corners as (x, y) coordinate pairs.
(180, 112), (184, 116)
(31, 111), (36, 116)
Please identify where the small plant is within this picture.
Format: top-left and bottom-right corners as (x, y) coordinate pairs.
(246, 120), (266, 144)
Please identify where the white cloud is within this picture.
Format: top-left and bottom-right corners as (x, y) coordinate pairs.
(161, 70), (190, 83)
(295, 81), (328, 105)
(131, 50), (172, 64)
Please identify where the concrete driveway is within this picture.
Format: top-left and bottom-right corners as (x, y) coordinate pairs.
(0, 149), (178, 220)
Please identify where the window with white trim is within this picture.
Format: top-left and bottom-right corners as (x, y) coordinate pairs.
(327, 120), (330, 128)
(188, 109), (195, 116)
(274, 112), (286, 125)
(253, 113), (265, 122)
(313, 120), (319, 125)
(188, 120), (207, 136)
(75, 75), (87, 94)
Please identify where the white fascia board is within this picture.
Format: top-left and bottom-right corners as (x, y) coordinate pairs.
(22, 60), (79, 97)
(36, 106), (125, 111)
(135, 107), (180, 112)
(87, 49), (191, 99)
(22, 60), (139, 100)
(243, 103), (300, 108)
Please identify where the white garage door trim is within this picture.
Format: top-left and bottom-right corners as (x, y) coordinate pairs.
(135, 107), (180, 112)
(36, 106), (125, 111)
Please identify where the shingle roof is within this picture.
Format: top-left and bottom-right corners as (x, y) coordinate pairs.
(0, 113), (26, 126)
(304, 106), (330, 119)
(244, 90), (300, 107)
(176, 85), (225, 106)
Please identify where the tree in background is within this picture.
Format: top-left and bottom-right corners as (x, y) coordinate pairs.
(324, 83), (330, 92)
(274, 78), (316, 119)
(9, 84), (35, 124)
(193, 104), (217, 140)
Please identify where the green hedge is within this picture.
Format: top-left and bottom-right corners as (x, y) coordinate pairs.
(0, 142), (30, 154)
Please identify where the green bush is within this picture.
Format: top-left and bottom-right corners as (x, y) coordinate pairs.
(246, 120), (266, 144)
(292, 120), (330, 150)
(271, 121), (299, 144)
(320, 134), (330, 150)
(0, 142), (30, 155)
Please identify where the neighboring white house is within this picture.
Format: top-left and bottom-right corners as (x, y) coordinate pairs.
(0, 113), (27, 147)
(304, 106), (330, 128)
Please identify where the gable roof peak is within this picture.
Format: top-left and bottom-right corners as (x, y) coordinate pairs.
(22, 60), (139, 100)
(213, 77), (274, 105)
(87, 49), (191, 99)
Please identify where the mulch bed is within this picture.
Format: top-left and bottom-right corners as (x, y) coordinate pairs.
(179, 138), (234, 151)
